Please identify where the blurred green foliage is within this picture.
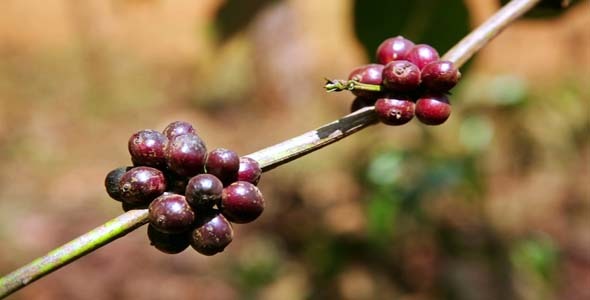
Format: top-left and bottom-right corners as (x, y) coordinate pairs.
(353, 0), (470, 61)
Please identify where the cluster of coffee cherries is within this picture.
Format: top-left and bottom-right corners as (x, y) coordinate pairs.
(104, 121), (264, 256)
(347, 36), (460, 126)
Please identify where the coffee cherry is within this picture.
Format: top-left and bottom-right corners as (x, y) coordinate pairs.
(128, 130), (168, 168)
(186, 174), (223, 208)
(149, 194), (195, 234)
(163, 121), (195, 140)
(221, 181), (265, 224)
(237, 157), (262, 185)
(119, 167), (166, 205)
(382, 60), (421, 92)
(148, 224), (190, 254)
(191, 213), (234, 256)
(375, 96), (415, 126)
(205, 148), (240, 184)
(376, 36), (415, 65)
(415, 93), (452, 125)
(407, 44), (440, 70)
(166, 133), (207, 177)
(165, 173), (190, 195)
(350, 97), (376, 113)
(348, 64), (385, 97)
(121, 201), (149, 212)
(104, 166), (131, 201)
(420, 61), (460, 92)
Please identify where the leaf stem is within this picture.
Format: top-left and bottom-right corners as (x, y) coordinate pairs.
(0, 0), (543, 298)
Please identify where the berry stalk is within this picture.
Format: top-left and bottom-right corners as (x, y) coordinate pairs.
(0, 0), (544, 298)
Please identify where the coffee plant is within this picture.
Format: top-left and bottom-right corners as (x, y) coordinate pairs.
(0, 0), (576, 298)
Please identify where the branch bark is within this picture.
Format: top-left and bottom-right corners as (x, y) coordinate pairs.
(0, 0), (542, 298)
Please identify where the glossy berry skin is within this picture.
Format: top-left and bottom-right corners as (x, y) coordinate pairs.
(420, 61), (460, 92)
(191, 213), (234, 256)
(221, 181), (265, 224)
(119, 167), (166, 205)
(205, 148), (240, 184)
(166, 133), (207, 177)
(186, 174), (223, 208)
(382, 60), (421, 92)
(148, 224), (190, 254)
(128, 130), (168, 168)
(149, 194), (195, 234)
(376, 36), (415, 65)
(348, 64), (385, 97)
(407, 44), (440, 70)
(105, 166), (131, 201)
(415, 94), (452, 125)
(163, 121), (195, 140)
(237, 157), (262, 185)
(375, 96), (415, 126)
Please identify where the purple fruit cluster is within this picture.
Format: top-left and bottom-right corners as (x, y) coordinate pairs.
(349, 36), (459, 126)
(104, 121), (264, 256)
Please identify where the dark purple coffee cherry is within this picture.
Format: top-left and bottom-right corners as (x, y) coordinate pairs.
(163, 121), (195, 140)
(205, 148), (240, 184)
(186, 174), (223, 208)
(105, 166), (131, 201)
(237, 157), (262, 185)
(415, 94), (452, 125)
(164, 173), (190, 195)
(147, 224), (190, 254)
(382, 60), (421, 92)
(191, 213), (234, 256)
(407, 44), (440, 70)
(375, 96), (415, 126)
(166, 133), (207, 177)
(376, 36), (415, 65)
(420, 61), (461, 92)
(347, 64), (385, 97)
(350, 97), (377, 113)
(221, 181), (265, 224)
(119, 167), (166, 205)
(121, 201), (149, 212)
(128, 130), (168, 168)
(149, 194), (195, 234)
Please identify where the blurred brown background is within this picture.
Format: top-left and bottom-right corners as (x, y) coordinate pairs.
(0, 0), (588, 299)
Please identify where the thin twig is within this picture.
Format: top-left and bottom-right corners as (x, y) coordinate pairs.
(0, 0), (542, 298)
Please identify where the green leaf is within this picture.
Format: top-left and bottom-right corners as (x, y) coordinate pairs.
(353, 0), (470, 62)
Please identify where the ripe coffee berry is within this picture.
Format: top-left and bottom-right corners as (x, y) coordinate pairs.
(148, 224), (190, 254)
(186, 174), (223, 208)
(407, 44), (440, 70)
(191, 213), (234, 256)
(375, 96), (415, 126)
(415, 93), (452, 125)
(348, 64), (385, 97)
(119, 167), (166, 205)
(221, 181), (265, 224)
(350, 97), (376, 113)
(165, 173), (190, 195)
(166, 133), (207, 177)
(128, 130), (168, 168)
(382, 60), (421, 92)
(420, 61), (460, 92)
(163, 121), (195, 140)
(237, 157), (262, 185)
(149, 194), (195, 234)
(105, 166), (131, 201)
(205, 148), (240, 184)
(376, 36), (415, 65)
